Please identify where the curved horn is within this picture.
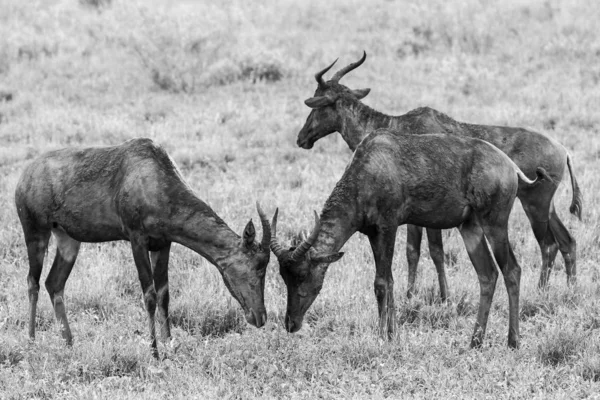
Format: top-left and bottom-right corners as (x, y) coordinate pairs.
(269, 208), (287, 260)
(256, 202), (271, 252)
(331, 50), (367, 83)
(315, 58), (338, 88)
(290, 210), (321, 262)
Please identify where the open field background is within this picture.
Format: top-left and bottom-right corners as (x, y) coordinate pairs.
(1, 0), (600, 398)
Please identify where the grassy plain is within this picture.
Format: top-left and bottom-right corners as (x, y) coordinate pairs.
(1, 0), (600, 398)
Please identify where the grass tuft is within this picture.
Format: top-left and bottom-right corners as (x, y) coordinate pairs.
(397, 299), (422, 325)
(454, 291), (477, 317)
(0, 348), (24, 367)
(537, 327), (587, 367)
(71, 295), (117, 323)
(520, 297), (557, 320)
(580, 355), (600, 382)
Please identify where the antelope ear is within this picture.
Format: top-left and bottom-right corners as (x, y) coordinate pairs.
(312, 252), (344, 264)
(351, 88), (370, 99)
(242, 219), (256, 248)
(304, 95), (336, 108)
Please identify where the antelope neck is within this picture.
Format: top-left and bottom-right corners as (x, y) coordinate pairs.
(167, 196), (241, 268)
(339, 99), (397, 151)
(311, 193), (359, 258)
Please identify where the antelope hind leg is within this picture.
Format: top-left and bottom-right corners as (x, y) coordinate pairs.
(45, 228), (81, 346)
(426, 228), (448, 302)
(151, 243), (172, 342)
(459, 220), (498, 348)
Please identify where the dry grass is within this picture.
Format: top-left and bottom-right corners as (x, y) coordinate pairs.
(1, 0), (599, 398)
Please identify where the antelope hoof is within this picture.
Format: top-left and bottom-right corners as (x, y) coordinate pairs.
(470, 327), (485, 349)
(470, 337), (483, 349)
(151, 346), (159, 360)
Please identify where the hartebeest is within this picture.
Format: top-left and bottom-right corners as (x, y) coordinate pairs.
(15, 138), (271, 357)
(297, 52), (582, 299)
(272, 130), (550, 348)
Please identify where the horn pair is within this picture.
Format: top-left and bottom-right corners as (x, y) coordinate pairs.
(270, 209), (321, 262)
(315, 51), (367, 88)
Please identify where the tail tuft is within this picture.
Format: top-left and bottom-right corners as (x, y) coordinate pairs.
(567, 154), (582, 221)
(569, 201), (582, 221)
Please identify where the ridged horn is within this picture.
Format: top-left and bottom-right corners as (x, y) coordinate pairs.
(269, 208), (286, 260)
(331, 51), (367, 83)
(256, 202), (271, 252)
(315, 58), (338, 88)
(290, 211), (321, 262)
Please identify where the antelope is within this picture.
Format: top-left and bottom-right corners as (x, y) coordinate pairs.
(297, 52), (582, 300)
(272, 130), (551, 348)
(15, 138), (271, 358)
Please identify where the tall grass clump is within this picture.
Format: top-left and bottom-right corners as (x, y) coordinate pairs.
(124, 2), (287, 92)
(170, 306), (246, 337)
(537, 326), (588, 367)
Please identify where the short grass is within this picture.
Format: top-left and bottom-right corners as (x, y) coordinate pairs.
(1, 0), (599, 398)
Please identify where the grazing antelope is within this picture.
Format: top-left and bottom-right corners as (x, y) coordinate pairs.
(297, 52), (581, 299)
(272, 130), (550, 348)
(15, 138), (271, 357)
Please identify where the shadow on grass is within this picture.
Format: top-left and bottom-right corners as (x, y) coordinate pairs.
(170, 307), (245, 337)
(397, 288), (475, 329)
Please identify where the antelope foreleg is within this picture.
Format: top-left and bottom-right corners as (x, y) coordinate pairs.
(369, 227), (398, 340)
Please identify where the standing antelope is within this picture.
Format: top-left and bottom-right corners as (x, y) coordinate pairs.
(272, 130), (550, 348)
(15, 138), (271, 357)
(297, 52), (581, 299)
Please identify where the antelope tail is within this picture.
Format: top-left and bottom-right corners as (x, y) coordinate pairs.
(566, 154), (583, 220)
(516, 167), (553, 186)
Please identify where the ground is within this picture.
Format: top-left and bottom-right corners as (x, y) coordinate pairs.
(0, 0), (599, 398)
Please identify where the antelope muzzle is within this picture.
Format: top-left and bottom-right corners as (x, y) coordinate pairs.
(245, 307), (267, 328)
(284, 313), (303, 333)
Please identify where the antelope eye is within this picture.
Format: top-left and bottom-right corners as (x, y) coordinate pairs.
(295, 268), (308, 281)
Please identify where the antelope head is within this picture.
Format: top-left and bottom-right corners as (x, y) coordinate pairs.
(297, 51), (371, 149)
(220, 202), (272, 328)
(270, 209), (344, 333)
